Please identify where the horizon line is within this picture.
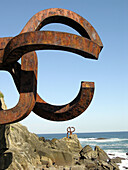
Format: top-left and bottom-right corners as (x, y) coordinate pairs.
(37, 130), (128, 135)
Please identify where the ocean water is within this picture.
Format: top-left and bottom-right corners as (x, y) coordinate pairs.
(37, 131), (128, 169)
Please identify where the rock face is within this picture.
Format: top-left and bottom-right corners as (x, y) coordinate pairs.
(0, 122), (120, 170)
(0, 92), (120, 169)
(80, 145), (98, 160)
(95, 145), (109, 161)
(79, 145), (119, 170)
(0, 123), (82, 169)
(0, 91), (7, 110)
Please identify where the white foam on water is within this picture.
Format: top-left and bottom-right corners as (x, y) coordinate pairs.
(107, 150), (127, 159)
(78, 137), (128, 143)
(79, 138), (96, 142)
(106, 150), (128, 170)
(118, 159), (128, 170)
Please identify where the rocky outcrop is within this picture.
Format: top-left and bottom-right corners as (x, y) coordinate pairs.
(0, 122), (120, 170)
(79, 145), (119, 170)
(0, 92), (7, 110)
(95, 145), (110, 161)
(0, 122), (82, 169)
(38, 133), (82, 166)
(80, 145), (98, 160)
(0, 92), (120, 169)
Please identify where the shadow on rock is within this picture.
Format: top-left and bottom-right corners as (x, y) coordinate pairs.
(0, 152), (12, 170)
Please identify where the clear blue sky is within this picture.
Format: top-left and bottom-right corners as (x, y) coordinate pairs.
(0, 0), (128, 134)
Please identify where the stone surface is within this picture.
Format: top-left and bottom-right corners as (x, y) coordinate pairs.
(83, 159), (98, 169)
(110, 156), (124, 163)
(98, 160), (113, 170)
(0, 92), (7, 110)
(61, 134), (82, 153)
(1, 122), (74, 169)
(80, 145), (98, 160)
(110, 162), (120, 170)
(95, 145), (110, 161)
(71, 165), (85, 170)
(123, 166), (128, 169)
(80, 145), (93, 155)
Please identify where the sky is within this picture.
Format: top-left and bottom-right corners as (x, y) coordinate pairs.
(0, 0), (128, 134)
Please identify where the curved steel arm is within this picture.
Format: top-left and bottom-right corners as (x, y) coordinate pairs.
(0, 52), (37, 124)
(33, 82), (94, 121)
(21, 8), (103, 47)
(3, 31), (101, 64)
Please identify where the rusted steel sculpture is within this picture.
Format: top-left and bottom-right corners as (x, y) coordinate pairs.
(67, 127), (75, 138)
(0, 8), (103, 124)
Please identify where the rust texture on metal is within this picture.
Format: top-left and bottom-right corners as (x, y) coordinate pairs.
(0, 8), (103, 124)
(0, 52), (37, 124)
(67, 127), (75, 138)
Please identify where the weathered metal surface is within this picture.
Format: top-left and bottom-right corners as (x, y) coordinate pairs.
(0, 8), (103, 124)
(0, 52), (37, 124)
(33, 82), (94, 121)
(21, 8), (103, 47)
(67, 127), (75, 138)
(3, 31), (101, 64)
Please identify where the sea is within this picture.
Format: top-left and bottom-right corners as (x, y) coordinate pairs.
(37, 131), (128, 170)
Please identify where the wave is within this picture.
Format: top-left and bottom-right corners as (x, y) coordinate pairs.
(78, 137), (128, 143)
(106, 150), (128, 158)
(119, 159), (128, 170)
(106, 150), (128, 170)
(80, 143), (128, 148)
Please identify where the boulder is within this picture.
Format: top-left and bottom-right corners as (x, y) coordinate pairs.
(51, 150), (73, 166)
(83, 159), (98, 169)
(110, 156), (125, 163)
(7, 123), (45, 169)
(110, 162), (120, 170)
(80, 145), (93, 155)
(96, 138), (107, 140)
(0, 92), (7, 110)
(61, 134), (82, 153)
(40, 156), (53, 167)
(58, 134), (82, 164)
(39, 136), (46, 142)
(71, 165), (85, 170)
(95, 146), (110, 162)
(98, 160), (113, 170)
(80, 145), (98, 160)
(123, 166), (128, 169)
